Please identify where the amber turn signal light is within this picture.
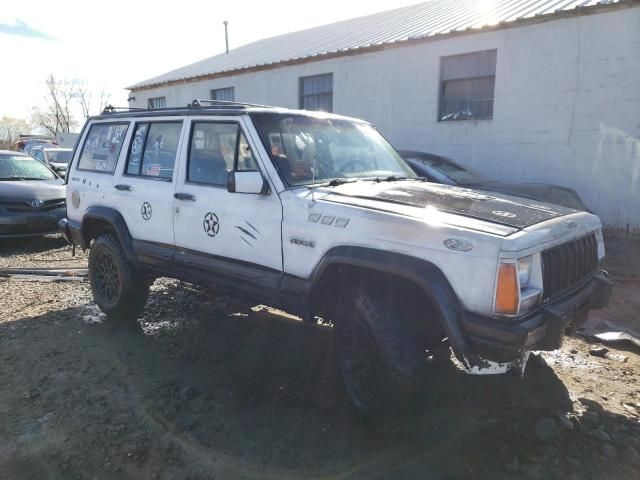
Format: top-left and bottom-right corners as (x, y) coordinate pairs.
(495, 262), (519, 315)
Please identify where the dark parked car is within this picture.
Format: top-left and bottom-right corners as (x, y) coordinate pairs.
(398, 150), (589, 211)
(0, 150), (66, 238)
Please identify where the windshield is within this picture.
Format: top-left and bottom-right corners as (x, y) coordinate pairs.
(417, 156), (491, 185)
(251, 113), (415, 186)
(46, 150), (72, 163)
(0, 154), (56, 180)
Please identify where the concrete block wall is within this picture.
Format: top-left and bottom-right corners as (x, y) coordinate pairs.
(131, 7), (640, 228)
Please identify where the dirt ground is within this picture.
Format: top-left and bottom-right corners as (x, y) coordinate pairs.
(1, 236), (639, 480)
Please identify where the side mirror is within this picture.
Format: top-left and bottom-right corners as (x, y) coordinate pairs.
(227, 170), (269, 195)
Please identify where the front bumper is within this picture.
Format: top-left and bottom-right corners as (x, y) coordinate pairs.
(58, 218), (83, 246)
(462, 272), (612, 364)
(0, 208), (66, 238)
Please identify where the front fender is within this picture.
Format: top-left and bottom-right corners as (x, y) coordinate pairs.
(285, 246), (471, 363)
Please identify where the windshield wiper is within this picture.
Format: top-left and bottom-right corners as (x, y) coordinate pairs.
(328, 178), (355, 187)
(308, 178), (357, 188)
(372, 175), (422, 183)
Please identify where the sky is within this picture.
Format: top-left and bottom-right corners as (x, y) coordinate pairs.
(0, 0), (421, 127)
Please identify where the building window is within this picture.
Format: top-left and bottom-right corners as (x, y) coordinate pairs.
(439, 50), (496, 121)
(148, 96), (166, 109)
(299, 73), (333, 112)
(210, 87), (235, 102)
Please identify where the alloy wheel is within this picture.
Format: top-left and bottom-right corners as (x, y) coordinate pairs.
(93, 252), (120, 303)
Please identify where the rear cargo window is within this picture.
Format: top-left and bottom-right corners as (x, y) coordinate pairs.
(77, 123), (129, 173)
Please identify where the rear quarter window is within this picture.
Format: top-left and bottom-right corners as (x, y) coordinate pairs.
(77, 122), (129, 173)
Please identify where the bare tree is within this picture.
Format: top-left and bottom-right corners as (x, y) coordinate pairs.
(76, 85), (112, 119)
(0, 116), (31, 150)
(31, 74), (78, 135)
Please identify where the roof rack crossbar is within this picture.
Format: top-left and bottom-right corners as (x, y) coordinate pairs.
(189, 99), (274, 109)
(102, 105), (149, 114)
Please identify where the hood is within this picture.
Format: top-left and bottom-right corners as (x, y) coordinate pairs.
(320, 180), (576, 230)
(0, 179), (65, 201)
(472, 182), (587, 211)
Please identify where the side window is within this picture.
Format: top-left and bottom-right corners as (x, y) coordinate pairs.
(188, 123), (258, 186)
(126, 123), (149, 175)
(78, 123), (129, 173)
(125, 122), (182, 180)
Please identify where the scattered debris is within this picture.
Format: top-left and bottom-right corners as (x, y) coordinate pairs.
(622, 403), (640, 417)
(579, 319), (640, 350)
(589, 346), (609, 358)
(0, 267), (88, 282)
(81, 305), (104, 324)
(596, 331), (640, 350)
(605, 352), (628, 363)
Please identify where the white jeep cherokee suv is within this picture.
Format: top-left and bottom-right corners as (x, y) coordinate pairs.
(60, 101), (612, 415)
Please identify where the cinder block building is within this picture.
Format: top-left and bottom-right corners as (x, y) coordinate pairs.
(128, 0), (640, 229)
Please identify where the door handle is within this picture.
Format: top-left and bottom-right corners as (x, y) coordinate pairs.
(115, 184), (132, 191)
(174, 192), (196, 201)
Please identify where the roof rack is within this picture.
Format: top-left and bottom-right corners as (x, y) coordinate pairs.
(188, 99), (274, 109)
(99, 100), (276, 117)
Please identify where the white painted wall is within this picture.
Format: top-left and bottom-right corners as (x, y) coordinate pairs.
(131, 7), (640, 229)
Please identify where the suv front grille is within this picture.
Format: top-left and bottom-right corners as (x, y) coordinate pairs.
(541, 234), (598, 300)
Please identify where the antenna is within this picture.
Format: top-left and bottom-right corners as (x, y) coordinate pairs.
(223, 21), (229, 54)
(311, 148), (316, 206)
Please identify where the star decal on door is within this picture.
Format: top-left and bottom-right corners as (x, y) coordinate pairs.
(203, 212), (220, 237)
(141, 202), (152, 221)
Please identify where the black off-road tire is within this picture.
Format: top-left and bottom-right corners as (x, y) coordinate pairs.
(88, 232), (149, 321)
(335, 285), (424, 417)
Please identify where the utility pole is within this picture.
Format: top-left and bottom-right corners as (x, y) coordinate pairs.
(223, 21), (229, 54)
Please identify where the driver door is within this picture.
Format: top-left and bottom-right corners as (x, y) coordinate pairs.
(172, 117), (284, 303)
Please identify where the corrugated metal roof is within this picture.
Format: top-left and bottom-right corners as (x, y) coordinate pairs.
(130, 0), (629, 90)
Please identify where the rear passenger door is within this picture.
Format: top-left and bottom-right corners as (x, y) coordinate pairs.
(172, 117), (283, 303)
(114, 119), (185, 266)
